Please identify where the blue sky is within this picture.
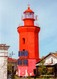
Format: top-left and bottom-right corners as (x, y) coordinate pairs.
(0, 0), (57, 59)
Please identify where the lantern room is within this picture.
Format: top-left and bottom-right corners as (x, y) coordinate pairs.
(23, 6), (34, 19)
(22, 6), (37, 26)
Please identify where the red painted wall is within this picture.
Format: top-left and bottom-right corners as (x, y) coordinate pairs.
(18, 26), (40, 59)
(17, 59), (36, 76)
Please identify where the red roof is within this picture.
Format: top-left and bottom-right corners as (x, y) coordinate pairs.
(52, 53), (57, 57)
(24, 6), (34, 13)
(8, 57), (17, 62)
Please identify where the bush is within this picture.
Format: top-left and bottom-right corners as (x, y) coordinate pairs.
(14, 75), (19, 79)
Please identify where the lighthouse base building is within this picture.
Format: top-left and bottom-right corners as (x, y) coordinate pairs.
(17, 6), (40, 76)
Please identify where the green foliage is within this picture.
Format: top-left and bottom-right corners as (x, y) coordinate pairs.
(47, 67), (54, 75)
(14, 75), (19, 79)
(7, 62), (13, 73)
(37, 60), (54, 78)
(38, 60), (47, 75)
(7, 62), (15, 79)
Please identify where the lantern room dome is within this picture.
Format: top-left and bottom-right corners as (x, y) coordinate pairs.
(24, 6), (34, 13)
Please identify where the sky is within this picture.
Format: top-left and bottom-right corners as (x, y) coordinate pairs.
(0, 0), (57, 59)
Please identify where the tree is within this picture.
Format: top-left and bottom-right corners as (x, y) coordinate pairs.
(38, 60), (47, 77)
(7, 62), (12, 75)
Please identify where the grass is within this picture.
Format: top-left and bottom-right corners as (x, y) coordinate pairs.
(14, 75), (57, 79)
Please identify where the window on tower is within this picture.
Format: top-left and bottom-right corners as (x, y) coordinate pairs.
(18, 59), (28, 66)
(18, 59), (22, 65)
(23, 49), (25, 51)
(23, 59), (28, 66)
(23, 38), (25, 44)
(18, 51), (28, 56)
(24, 13), (34, 19)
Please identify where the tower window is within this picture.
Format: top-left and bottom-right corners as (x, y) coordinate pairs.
(23, 38), (25, 44)
(18, 59), (22, 65)
(18, 59), (28, 66)
(23, 49), (25, 51)
(19, 51), (28, 57)
(23, 60), (28, 66)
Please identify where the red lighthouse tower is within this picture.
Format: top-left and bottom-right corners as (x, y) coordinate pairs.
(17, 6), (40, 76)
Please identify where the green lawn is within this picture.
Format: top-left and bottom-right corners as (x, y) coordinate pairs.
(14, 75), (57, 79)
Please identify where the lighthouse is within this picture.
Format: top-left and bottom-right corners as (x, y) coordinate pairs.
(17, 6), (40, 76)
